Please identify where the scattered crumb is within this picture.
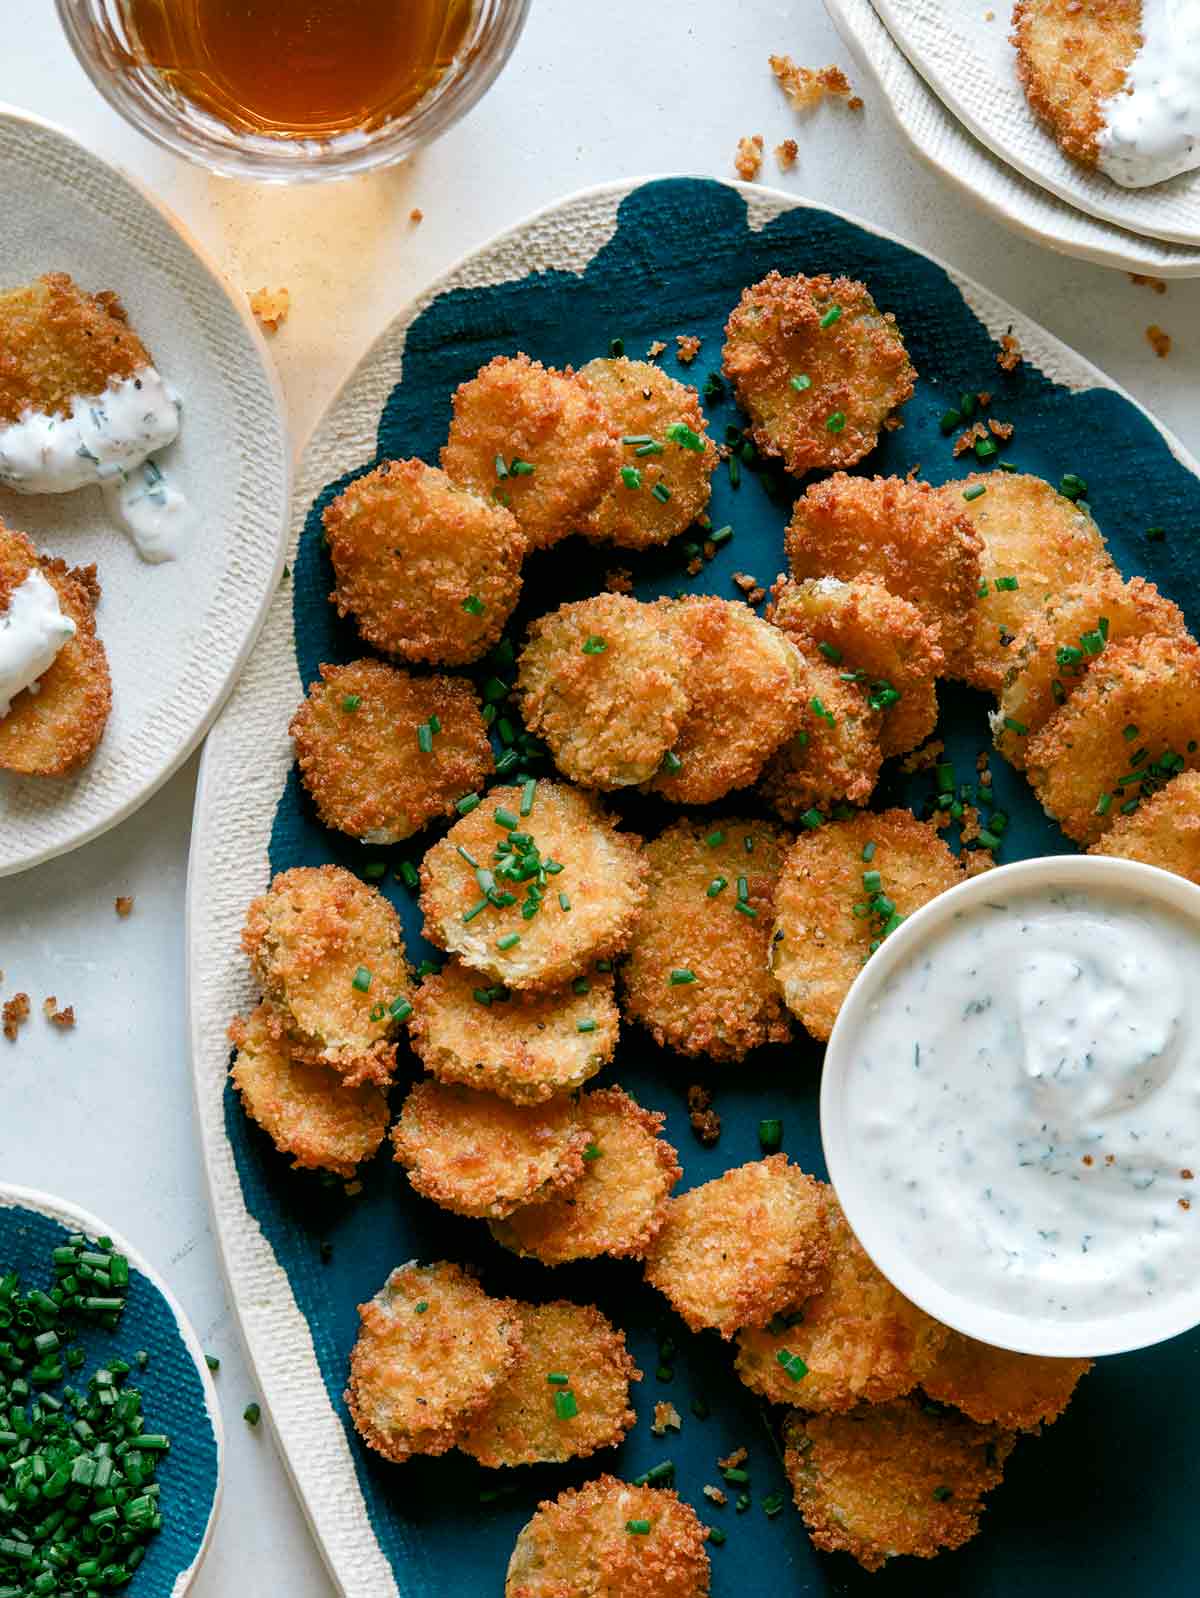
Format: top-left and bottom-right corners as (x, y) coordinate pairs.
(42, 997), (76, 1030)
(646, 339), (667, 359)
(996, 333), (1021, 372)
(975, 750), (991, 776)
(732, 572), (757, 593)
(248, 286), (290, 334)
(345, 1180), (363, 1197)
(652, 1401), (682, 1436)
(905, 462), (922, 480)
(1182, 1169), (1194, 1180)
(676, 334), (702, 365)
(977, 390), (992, 408)
(953, 421), (988, 457)
(686, 556), (703, 577)
(1130, 272), (1167, 294)
(604, 567), (634, 594)
(734, 134), (764, 181)
(984, 7), (995, 17)
(901, 739), (944, 774)
(703, 1484), (728, 1506)
(1146, 323), (1172, 358)
(1180, 1197), (1191, 1211)
(3, 993), (30, 1042)
(883, 414), (904, 431)
(988, 418), (1014, 440)
(769, 55), (860, 111)
(718, 1446), (748, 1471)
(687, 1083), (721, 1146)
(114, 896), (134, 917)
(409, 207), (424, 224)
(775, 138), (799, 170)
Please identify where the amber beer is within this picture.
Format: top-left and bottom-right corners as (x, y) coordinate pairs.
(116, 0), (473, 137)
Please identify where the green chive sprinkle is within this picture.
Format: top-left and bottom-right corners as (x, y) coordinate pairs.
(665, 422), (705, 451)
(457, 793), (481, 815)
(351, 966), (371, 993)
(1003, 716), (1028, 735)
(652, 482), (672, 503)
(706, 830), (725, 848)
(462, 594), (485, 615)
(462, 898), (489, 924)
(799, 809), (824, 830)
(621, 465), (642, 490)
(817, 640), (842, 664)
(398, 860), (420, 889)
(825, 410), (846, 433)
(576, 1018), (597, 1034)
(509, 458), (535, 476)
(933, 1485), (953, 1502)
(711, 523), (734, 546)
(341, 693), (361, 712)
(636, 441), (664, 456)
(1059, 473), (1088, 500)
(389, 996), (413, 1022)
(417, 723), (433, 754)
(244, 1403), (261, 1426)
(939, 407), (962, 433)
(728, 455), (741, 488)
(963, 483), (987, 502)
(205, 1353), (220, 1371)
(1147, 525), (1166, 542)
(708, 1527), (727, 1545)
(978, 580), (990, 597)
(1095, 792), (1113, 816)
(520, 778), (537, 815)
(661, 750), (683, 774)
(558, 891), (571, 912)
(363, 861), (387, 880)
(790, 373), (812, 392)
(669, 969), (697, 986)
(626, 1520), (652, 1536)
(582, 636), (608, 655)
(583, 1143), (602, 1161)
(497, 933), (521, 951)
(994, 575), (1019, 591)
(735, 901), (758, 918)
(494, 453), (509, 480)
(1123, 724), (1140, 741)
(775, 1349), (809, 1381)
(494, 806), (519, 830)
(820, 305), (842, 328)
(554, 1390), (578, 1421)
(707, 876), (728, 897)
(762, 1493), (786, 1518)
(974, 437), (998, 461)
(759, 1118), (783, 1152)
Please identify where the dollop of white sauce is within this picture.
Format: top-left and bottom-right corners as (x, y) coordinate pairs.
(844, 885), (1200, 1321)
(0, 568), (76, 718)
(102, 460), (192, 566)
(1097, 0), (1200, 187)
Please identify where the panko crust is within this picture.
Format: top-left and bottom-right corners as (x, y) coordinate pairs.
(323, 457), (525, 665)
(409, 959), (619, 1104)
(241, 865), (411, 1088)
(644, 596), (808, 804)
(734, 1194), (948, 1411)
(391, 1078), (589, 1220)
(0, 274), (150, 425)
(440, 353), (622, 551)
(769, 575), (944, 758)
(576, 358), (717, 548)
(758, 660), (882, 820)
(491, 1086), (682, 1264)
(0, 520), (111, 777)
(721, 271), (915, 476)
(290, 659), (493, 843)
(783, 1398), (1015, 1572)
(770, 810), (964, 1042)
(506, 1476), (710, 1598)
(1025, 633), (1200, 845)
(923, 1330), (1091, 1431)
(458, 1300), (641, 1467)
(1012, 0), (1141, 169)
(419, 781), (648, 991)
(345, 1261), (523, 1463)
(644, 1156), (830, 1339)
(786, 474), (983, 677)
(517, 594), (693, 789)
(946, 473), (1112, 692)
(228, 1003), (389, 1179)
(1089, 768), (1200, 884)
(620, 816), (794, 1061)
(992, 571), (1187, 770)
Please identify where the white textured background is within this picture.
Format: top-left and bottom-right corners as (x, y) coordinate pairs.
(1, 3), (1198, 1594)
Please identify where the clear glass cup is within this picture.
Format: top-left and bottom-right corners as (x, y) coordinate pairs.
(55, 0), (530, 182)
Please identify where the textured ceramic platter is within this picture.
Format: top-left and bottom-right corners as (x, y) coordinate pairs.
(0, 1184), (222, 1596)
(188, 177), (1200, 1596)
(827, 0), (1200, 276)
(871, 0), (1200, 246)
(0, 104), (289, 877)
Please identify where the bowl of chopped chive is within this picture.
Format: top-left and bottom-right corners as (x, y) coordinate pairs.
(0, 1185), (222, 1597)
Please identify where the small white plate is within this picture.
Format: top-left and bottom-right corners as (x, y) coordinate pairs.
(0, 104), (289, 877)
(869, 0), (1200, 248)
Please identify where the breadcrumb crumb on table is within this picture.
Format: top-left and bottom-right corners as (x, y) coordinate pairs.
(675, 334), (701, 364)
(769, 55), (861, 110)
(1130, 273), (1167, 293)
(996, 333), (1021, 371)
(3, 992), (30, 1041)
(409, 207), (424, 223)
(114, 896), (134, 917)
(687, 1084), (721, 1146)
(652, 1401), (682, 1435)
(703, 1484), (727, 1506)
(734, 134), (764, 181)
(775, 138), (799, 169)
(42, 997), (75, 1029)
(1147, 323), (1172, 358)
(249, 287), (289, 333)
(646, 339), (667, 359)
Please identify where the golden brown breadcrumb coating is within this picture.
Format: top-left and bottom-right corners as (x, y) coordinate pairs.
(721, 271), (914, 477)
(758, 660), (882, 820)
(506, 1476), (710, 1598)
(491, 1086), (681, 1264)
(620, 816), (794, 1061)
(391, 1078), (589, 1220)
(783, 1397), (1014, 1571)
(923, 1330), (1091, 1430)
(228, 1003), (389, 1178)
(458, 1299), (640, 1467)
(241, 865), (411, 1088)
(1089, 768), (1200, 884)
(323, 457), (524, 665)
(290, 659), (493, 843)
(517, 594), (693, 788)
(441, 353), (621, 551)
(576, 358), (717, 548)
(0, 274), (150, 426)
(770, 810), (964, 1042)
(786, 473), (983, 677)
(419, 781), (647, 991)
(345, 1261), (523, 1463)
(1025, 634), (1200, 845)
(1011, 0), (1141, 168)
(644, 595), (808, 804)
(409, 959), (618, 1104)
(644, 1156), (830, 1339)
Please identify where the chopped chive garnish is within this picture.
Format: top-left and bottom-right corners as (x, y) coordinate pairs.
(205, 1353), (220, 1371)
(863, 869), (882, 893)
(775, 1349), (809, 1381)
(975, 437), (998, 461)
(1095, 792), (1113, 815)
(651, 482), (672, 503)
(735, 901), (758, 918)
(413, 1300), (428, 1314)
(520, 778), (537, 815)
(494, 453), (509, 479)
(933, 1485), (954, 1502)
(710, 523), (734, 546)
(462, 594), (485, 615)
(728, 454), (741, 488)
(820, 304), (842, 328)
(963, 483), (986, 501)
(960, 392), (976, 418)
(790, 373), (812, 392)
(825, 410), (846, 433)
(661, 750), (683, 774)
(582, 635), (608, 655)
(244, 1403), (261, 1426)
(993, 575), (1019, 591)
(363, 861), (387, 879)
(669, 969), (697, 985)
(978, 580), (990, 597)
(862, 841), (876, 861)
(665, 421), (705, 451)
(494, 806), (520, 830)
(1147, 525), (1166, 542)
(799, 809), (824, 830)
(706, 830), (725, 847)
(759, 1118), (783, 1152)
(1003, 716), (1028, 735)
(554, 1390), (578, 1420)
(621, 465), (642, 490)
(626, 1520), (652, 1536)
(939, 407), (962, 434)
(462, 898), (489, 924)
(723, 1467), (750, 1484)
(708, 1527), (727, 1545)
(762, 1493), (786, 1518)
(636, 441), (664, 456)
(341, 693), (361, 712)
(1123, 724), (1140, 741)
(389, 996), (413, 1022)
(1059, 472), (1088, 500)
(509, 458), (534, 476)
(417, 722), (433, 753)
(576, 1018), (597, 1034)
(817, 640), (842, 664)
(583, 1142), (602, 1161)
(496, 933), (521, 951)
(558, 891), (571, 912)
(351, 966), (371, 993)
(457, 793), (481, 815)
(707, 876), (729, 897)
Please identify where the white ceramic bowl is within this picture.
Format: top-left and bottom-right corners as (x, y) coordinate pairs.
(821, 853), (1200, 1359)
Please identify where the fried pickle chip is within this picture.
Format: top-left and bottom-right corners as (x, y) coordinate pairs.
(923, 1330), (1090, 1430)
(441, 354), (621, 551)
(735, 1194), (948, 1411)
(517, 594), (693, 788)
(644, 1156), (830, 1339)
(409, 959), (618, 1104)
(242, 864), (411, 1088)
(323, 458), (525, 665)
(758, 661), (882, 820)
(391, 1078), (589, 1220)
(290, 659), (493, 843)
(506, 1476), (711, 1598)
(0, 274), (151, 426)
(1012, 0), (1141, 169)
(0, 520), (111, 777)
(1089, 768), (1200, 884)
(786, 474), (983, 677)
(721, 271), (915, 476)
(621, 816), (794, 1061)
(644, 596), (807, 804)
(783, 1398), (1014, 1572)
(1025, 634), (1200, 845)
(419, 781), (647, 991)
(345, 1261), (523, 1463)
(769, 575), (943, 758)
(770, 810), (964, 1042)
(576, 358), (717, 548)
(945, 473), (1112, 692)
(228, 1003), (389, 1179)
(458, 1299), (640, 1467)
(491, 1087), (681, 1264)
(992, 571), (1187, 770)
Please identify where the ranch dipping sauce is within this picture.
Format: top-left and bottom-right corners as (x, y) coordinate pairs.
(841, 881), (1200, 1328)
(1096, 0), (1200, 187)
(0, 568), (76, 717)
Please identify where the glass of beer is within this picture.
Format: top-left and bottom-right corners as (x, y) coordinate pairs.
(55, 0), (530, 181)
